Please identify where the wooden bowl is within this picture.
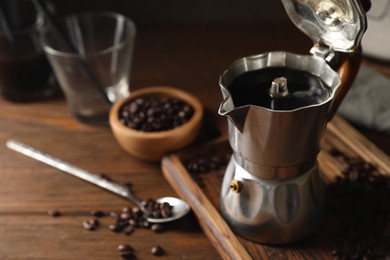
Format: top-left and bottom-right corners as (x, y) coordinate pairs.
(109, 86), (203, 161)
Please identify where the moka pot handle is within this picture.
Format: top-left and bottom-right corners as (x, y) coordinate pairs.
(328, 47), (362, 120)
(327, 0), (371, 120)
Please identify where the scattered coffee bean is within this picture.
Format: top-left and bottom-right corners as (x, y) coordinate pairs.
(132, 207), (142, 218)
(91, 210), (105, 218)
(183, 153), (231, 187)
(123, 182), (133, 190)
(123, 225), (134, 236)
(331, 250), (341, 257)
(120, 212), (132, 221)
(327, 148), (390, 259)
(109, 222), (126, 233)
(184, 154), (229, 175)
(140, 219), (151, 228)
(119, 96), (194, 132)
(48, 209), (61, 217)
(151, 224), (165, 233)
(79, 194), (175, 257)
(328, 148), (346, 158)
(122, 206), (131, 213)
(118, 244), (135, 259)
(110, 211), (119, 219)
(82, 225), (91, 232)
(82, 218), (99, 231)
(128, 218), (139, 228)
(97, 173), (112, 181)
(151, 245), (164, 256)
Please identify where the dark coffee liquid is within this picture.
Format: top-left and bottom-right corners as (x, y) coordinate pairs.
(0, 0), (56, 102)
(0, 53), (53, 102)
(228, 67), (330, 110)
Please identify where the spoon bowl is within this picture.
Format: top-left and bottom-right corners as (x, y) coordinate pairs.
(147, 197), (190, 223)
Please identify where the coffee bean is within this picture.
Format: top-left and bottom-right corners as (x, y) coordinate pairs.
(152, 210), (162, 218)
(128, 219), (139, 228)
(109, 223), (125, 233)
(122, 207), (131, 213)
(83, 218), (99, 231)
(140, 199), (173, 220)
(160, 203), (172, 218)
(118, 244), (134, 258)
(328, 149), (390, 259)
(140, 219), (151, 228)
(91, 210), (105, 218)
(183, 152), (231, 187)
(151, 224), (165, 233)
(123, 182), (132, 190)
(79, 196), (175, 257)
(97, 173), (112, 181)
(331, 250), (342, 256)
(151, 245), (164, 256)
(132, 207), (142, 219)
(110, 211), (119, 220)
(123, 225), (134, 236)
(120, 212), (132, 221)
(48, 209), (61, 217)
(119, 96), (194, 132)
(184, 154), (230, 175)
(329, 148), (345, 158)
(81, 222), (93, 231)
(141, 199), (153, 208)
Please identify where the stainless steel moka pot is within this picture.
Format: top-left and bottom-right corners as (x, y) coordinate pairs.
(218, 0), (367, 244)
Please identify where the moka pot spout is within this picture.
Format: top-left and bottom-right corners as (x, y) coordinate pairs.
(218, 95), (249, 133)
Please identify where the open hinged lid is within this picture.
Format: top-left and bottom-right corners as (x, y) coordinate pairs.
(281, 0), (367, 53)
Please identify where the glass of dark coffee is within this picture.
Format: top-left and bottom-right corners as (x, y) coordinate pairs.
(0, 0), (57, 102)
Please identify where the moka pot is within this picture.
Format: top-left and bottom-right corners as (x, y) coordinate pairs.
(218, 0), (367, 244)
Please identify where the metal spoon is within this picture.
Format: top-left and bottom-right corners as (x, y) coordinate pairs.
(6, 139), (190, 223)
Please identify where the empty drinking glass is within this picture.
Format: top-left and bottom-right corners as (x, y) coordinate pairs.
(40, 11), (136, 124)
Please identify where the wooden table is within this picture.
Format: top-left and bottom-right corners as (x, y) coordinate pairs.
(0, 24), (389, 259)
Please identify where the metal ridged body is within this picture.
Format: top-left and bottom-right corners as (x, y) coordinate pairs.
(220, 157), (326, 244)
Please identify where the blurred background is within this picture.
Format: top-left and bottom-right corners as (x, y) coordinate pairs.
(29, 0), (390, 63)
(38, 0), (289, 26)
(47, 0), (291, 25)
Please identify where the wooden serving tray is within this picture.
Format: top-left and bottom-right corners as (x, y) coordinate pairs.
(161, 115), (390, 259)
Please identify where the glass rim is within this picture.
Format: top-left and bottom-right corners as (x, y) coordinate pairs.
(40, 11), (136, 58)
(0, 15), (44, 36)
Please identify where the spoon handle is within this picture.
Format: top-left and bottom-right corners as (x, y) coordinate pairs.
(6, 139), (142, 206)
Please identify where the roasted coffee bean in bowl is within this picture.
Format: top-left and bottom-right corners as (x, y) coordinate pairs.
(109, 86), (203, 161)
